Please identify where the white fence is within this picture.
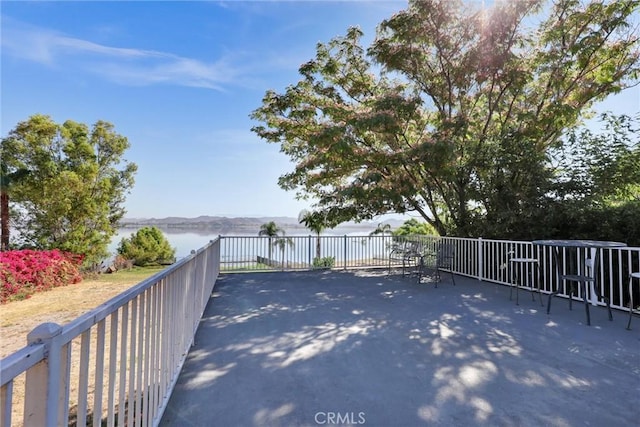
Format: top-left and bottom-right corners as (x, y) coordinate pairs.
(1, 239), (220, 427)
(2, 235), (638, 426)
(219, 235), (640, 311)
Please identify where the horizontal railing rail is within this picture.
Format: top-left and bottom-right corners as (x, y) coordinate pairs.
(1, 239), (220, 427)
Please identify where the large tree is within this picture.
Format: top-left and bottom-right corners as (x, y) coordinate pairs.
(539, 112), (640, 243)
(251, 0), (639, 237)
(2, 114), (137, 265)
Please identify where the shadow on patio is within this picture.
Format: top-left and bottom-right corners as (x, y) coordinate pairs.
(161, 269), (640, 427)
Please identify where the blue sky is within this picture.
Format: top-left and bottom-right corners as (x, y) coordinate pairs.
(2, 1), (638, 220)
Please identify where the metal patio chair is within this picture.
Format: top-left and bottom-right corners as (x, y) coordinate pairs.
(433, 241), (456, 287)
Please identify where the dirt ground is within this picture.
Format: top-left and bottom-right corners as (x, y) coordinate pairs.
(1, 272), (156, 358)
(1, 270), (162, 426)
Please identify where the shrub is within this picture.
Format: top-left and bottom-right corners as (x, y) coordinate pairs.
(313, 256), (335, 268)
(117, 226), (176, 267)
(0, 249), (84, 303)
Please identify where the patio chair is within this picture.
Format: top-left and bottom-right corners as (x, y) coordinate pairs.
(433, 241), (456, 287)
(388, 240), (422, 276)
(388, 240), (407, 273)
(548, 255), (613, 326)
(628, 272), (640, 330)
(416, 242), (437, 284)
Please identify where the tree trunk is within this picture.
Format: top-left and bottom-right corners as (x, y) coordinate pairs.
(1, 190), (8, 251)
(315, 235), (321, 259)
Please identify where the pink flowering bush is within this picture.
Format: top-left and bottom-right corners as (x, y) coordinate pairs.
(0, 249), (84, 303)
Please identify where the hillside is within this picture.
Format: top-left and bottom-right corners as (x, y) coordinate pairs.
(119, 216), (406, 233)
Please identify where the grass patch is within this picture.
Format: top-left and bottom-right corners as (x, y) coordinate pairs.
(0, 266), (164, 337)
(1, 264), (167, 426)
(91, 266), (166, 284)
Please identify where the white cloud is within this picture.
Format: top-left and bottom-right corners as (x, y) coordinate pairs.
(1, 17), (240, 90)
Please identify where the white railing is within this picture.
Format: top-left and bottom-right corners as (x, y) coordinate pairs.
(219, 235), (640, 312)
(1, 239), (220, 427)
(2, 235), (638, 426)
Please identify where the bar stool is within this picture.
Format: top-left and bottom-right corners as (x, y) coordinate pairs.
(509, 257), (544, 306)
(555, 257), (613, 326)
(628, 272), (640, 330)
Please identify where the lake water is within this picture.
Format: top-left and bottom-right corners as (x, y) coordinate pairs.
(110, 225), (381, 260)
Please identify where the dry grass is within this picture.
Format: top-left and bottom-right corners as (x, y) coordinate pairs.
(1, 267), (164, 426)
(1, 266), (164, 359)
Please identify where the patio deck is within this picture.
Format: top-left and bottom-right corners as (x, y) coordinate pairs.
(160, 269), (640, 427)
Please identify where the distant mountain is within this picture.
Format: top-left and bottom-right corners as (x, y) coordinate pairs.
(120, 216), (300, 232)
(119, 215), (406, 234)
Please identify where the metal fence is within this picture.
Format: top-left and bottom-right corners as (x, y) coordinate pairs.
(220, 234), (399, 271)
(1, 239), (220, 427)
(219, 235), (640, 312)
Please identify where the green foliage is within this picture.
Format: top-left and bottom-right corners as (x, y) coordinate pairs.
(392, 219), (437, 236)
(469, 113), (640, 243)
(554, 113), (640, 206)
(251, 0), (640, 238)
(369, 223), (392, 236)
(117, 227), (176, 267)
(298, 209), (334, 259)
(258, 221), (285, 238)
(534, 199), (640, 246)
(298, 209), (331, 235)
(312, 256), (335, 268)
(258, 221), (286, 260)
(2, 114), (137, 265)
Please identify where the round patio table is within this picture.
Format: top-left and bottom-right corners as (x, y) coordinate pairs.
(532, 240), (627, 326)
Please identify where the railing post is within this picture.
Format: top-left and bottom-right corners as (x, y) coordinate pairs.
(344, 235), (348, 270)
(24, 322), (69, 426)
(477, 237), (484, 281)
(191, 249), (199, 337)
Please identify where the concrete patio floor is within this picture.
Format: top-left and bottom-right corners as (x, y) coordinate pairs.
(160, 269), (640, 427)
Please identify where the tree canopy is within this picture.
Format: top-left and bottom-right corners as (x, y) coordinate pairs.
(1, 114), (137, 265)
(251, 0), (639, 237)
(392, 218), (438, 237)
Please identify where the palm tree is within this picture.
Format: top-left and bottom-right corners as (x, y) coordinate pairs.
(272, 236), (294, 269)
(258, 221), (285, 261)
(298, 209), (327, 260)
(369, 223), (392, 236)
